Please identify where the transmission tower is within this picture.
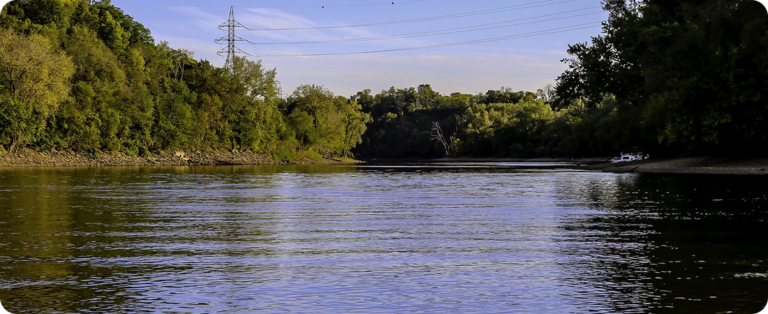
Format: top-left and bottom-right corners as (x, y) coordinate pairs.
(215, 6), (251, 68)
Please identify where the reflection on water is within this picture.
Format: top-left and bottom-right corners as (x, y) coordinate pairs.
(0, 164), (767, 313)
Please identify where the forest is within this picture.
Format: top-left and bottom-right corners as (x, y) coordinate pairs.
(356, 0), (768, 159)
(0, 0), (369, 161)
(1, 0), (767, 160)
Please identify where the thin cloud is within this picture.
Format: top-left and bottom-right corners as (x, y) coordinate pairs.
(169, 6), (223, 29)
(237, 7), (430, 49)
(237, 9), (327, 42)
(242, 8), (316, 30)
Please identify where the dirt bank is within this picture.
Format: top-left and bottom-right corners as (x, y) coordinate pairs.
(581, 157), (768, 175)
(0, 148), (355, 167)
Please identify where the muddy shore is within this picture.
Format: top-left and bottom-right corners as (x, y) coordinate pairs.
(0, 148), (354, 167)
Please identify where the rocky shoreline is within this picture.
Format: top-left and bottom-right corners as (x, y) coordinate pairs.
(0, 148), (355, 167)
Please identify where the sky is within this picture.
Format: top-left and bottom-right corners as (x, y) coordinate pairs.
(107, 0), (607, 97)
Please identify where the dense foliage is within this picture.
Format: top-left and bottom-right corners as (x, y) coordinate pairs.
(352, 85), (634, 158)
(0, 0), (368, 160)
(556, 0), (768, 156)
(351, 0), (768, 159)
(2, 0), (766, 160)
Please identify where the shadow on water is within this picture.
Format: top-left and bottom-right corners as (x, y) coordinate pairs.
(556, 173), (768, 313)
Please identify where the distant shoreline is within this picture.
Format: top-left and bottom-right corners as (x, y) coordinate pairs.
(364, 157), (609, 164)
(578, 157), (768, 175)
(3, 151), (767, 175)
(367, 156), (768, 175)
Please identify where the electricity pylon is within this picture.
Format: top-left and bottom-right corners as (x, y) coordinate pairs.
(215, 6), (251, 68)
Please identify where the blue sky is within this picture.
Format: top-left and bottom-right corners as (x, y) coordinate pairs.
(110, 1), (606, 96)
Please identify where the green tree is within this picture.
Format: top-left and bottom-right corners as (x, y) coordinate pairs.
(0, 0), (377, 160)
(229, 56), (283, 152)
(555, 0), (768, 156)
(152, 78), (194, 150)
(60, 25), (130, 152)
(97, 9), (128, 50)
(0, 28), (74, 151)
(287, 85), (369, 157)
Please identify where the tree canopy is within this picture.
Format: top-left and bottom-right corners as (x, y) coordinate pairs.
(1, 0), (766, 160)
(0, 0), (368, 160)
(0, 28), (74, 151)
(555, 0), (768, 156)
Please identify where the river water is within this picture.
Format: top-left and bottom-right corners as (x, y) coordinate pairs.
(0, 163), (766, 313)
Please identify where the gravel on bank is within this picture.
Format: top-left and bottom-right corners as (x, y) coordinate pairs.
(0, 148), (354, 167)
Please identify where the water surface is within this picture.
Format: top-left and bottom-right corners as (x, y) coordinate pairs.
(0, 163), (767, 313)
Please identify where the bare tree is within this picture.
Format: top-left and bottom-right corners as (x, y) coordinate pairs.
(430, 121), (455, 157)
(536, 84), (556, 103)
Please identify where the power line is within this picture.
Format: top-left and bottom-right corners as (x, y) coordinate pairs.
(319, 0), (435, 8)
(247, 0), (582, 31)
(251, 8), (602, 45)
(257, 0), (445, 9)
(258, 22), (602, 57)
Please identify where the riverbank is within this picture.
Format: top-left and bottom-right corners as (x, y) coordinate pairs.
(3, 150), (765, 175)
(366, 157), (610, 163)
(581, 157), (768, 175)
(0, 148), (357, 167)
(368, 156), (768, 175)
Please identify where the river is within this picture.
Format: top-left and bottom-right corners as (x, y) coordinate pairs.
(0, 163), (766, 313)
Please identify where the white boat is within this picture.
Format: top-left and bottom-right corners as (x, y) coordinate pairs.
(611, 152), (649, 163)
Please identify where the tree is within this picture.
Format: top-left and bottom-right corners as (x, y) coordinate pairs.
(287, 85), (369, 157)
(555, 0), (768, 156)
(228, 56), (283, 152)
(60, 25), (130, 152)
(430, 121), (455, 157)
(152, 78), (194, 150)
(97, 9), (129, 50)
(341, 101), (371, 157)
(536, 84), (556, 104)
(0, 0), (380, 160)
(16, 0), (68, 27)
(0, 29), (74, 151)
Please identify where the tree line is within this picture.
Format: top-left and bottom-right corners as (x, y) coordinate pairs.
(554, 0), (768, 157)
(2, 0), (766, 160)
(0, 0), (369, 160)
(355, 0), (768, 159)
(351, 85), (636, 158)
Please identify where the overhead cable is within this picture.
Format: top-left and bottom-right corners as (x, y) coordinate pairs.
(258, 22), (602, 57)
(252, 8), (602, 45)
(247, 0), (582, 31)
(258, 0), (442, 9)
